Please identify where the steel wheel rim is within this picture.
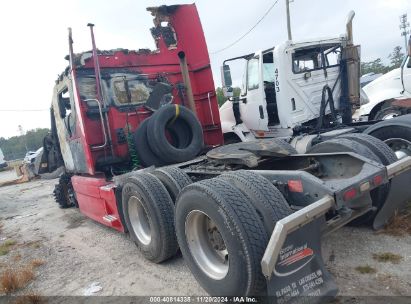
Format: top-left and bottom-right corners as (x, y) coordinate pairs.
(384, 138), (411, 159)
(185, 210), (229, 280)
(382, 113), (398, 120)
(128, 196), (151, 245)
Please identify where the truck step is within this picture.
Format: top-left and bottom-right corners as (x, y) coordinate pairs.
(103, 215), (118, 223)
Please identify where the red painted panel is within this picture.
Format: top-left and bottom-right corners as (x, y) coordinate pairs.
(71, 176), (124, 232)
(68, 4), (223, 174)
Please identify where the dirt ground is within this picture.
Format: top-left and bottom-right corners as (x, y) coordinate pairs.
(0, 171), (410, 299)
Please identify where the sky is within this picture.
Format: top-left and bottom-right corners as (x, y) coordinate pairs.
(0, 0), (410, 138)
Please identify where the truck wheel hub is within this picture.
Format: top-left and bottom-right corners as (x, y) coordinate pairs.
(128, 196), (152, 246)
(185, 210), (229, 280)
(384, 138), (411, 159)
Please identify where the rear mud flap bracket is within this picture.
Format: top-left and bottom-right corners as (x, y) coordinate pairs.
(262, 196), (338, 303)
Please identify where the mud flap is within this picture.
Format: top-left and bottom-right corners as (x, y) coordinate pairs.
(266, 219), (338, 304)
(373, 167), (411, 230)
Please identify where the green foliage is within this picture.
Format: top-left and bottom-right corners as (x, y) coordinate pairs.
(0, 128), (50, 160)
(361, 46), (406, 76)
(388, 46), (405, 69)
(216, 87), (241, 107)
(361, 58), (390, 75)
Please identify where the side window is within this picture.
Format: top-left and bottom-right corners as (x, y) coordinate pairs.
(325, 46), (341, 66)
(292, 45), (341, 74)
(247, 57), (260, 90)
(111, 76), (152, 106)
(58, 87), (76, 137)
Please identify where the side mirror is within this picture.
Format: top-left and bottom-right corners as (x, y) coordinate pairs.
(221, 65), (233, 98)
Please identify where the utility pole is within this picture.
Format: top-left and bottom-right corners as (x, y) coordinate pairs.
(18, 125), (28, 153)
(399, 14), (410, 51)
(286, 0), (293, 41)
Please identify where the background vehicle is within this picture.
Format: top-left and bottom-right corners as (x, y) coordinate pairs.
(360, 72), (383, 87)
(354, 35), (411, 121)
(0, 148), (6, 169)
(219, 12), (361, 143)
(39, 4), (411, 302)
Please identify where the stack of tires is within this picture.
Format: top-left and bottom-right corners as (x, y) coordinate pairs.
(134, 104), (204, 167)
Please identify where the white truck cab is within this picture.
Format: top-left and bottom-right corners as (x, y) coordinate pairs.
(220, 37), (351, 142)
(219, 12), (366, 143)
(354, 35), (411, 121)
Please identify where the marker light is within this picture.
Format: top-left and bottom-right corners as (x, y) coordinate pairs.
(288, 180), (303, 193)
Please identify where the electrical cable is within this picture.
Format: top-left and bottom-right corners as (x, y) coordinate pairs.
(0, 109), (49, 112)
(210, 0), (280, 54)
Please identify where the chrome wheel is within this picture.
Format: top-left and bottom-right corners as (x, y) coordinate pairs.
(185, 210), (229, 280)
(384, 138), (411, 160)
(128, 196), (151, 245)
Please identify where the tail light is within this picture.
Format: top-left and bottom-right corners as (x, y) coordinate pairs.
(373, 175), (383, 187)
(343, 188), (357, 201)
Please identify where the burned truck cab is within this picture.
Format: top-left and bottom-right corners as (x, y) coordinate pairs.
(49, 4), (223, 176)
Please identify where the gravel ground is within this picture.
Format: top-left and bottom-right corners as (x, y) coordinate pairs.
(0, 171), (410, 299)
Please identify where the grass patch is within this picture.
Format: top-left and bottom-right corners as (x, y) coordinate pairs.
(355, 265), (376, 274)
(13, 254), (22, 262)
(383, 203), (411, 237)
(30, 260), (45, 269)
(373, 252), (402, 264)
(0, 239), (16, 256)
(0, 266), (34, 294)
(14, 293), (43, 304)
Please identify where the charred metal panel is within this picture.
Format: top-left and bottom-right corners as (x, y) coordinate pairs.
(68, 138), (88, 172)
(58, 4), (223, 175)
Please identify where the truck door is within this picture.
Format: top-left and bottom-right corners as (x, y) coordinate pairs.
(283, 44), (341, 125)
(240, 52), (269, 131)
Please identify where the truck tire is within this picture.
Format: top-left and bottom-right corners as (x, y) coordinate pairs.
(308, 138), (380, 162)
(175, 178), (268, 296)
(147, 104), (204, 164)
(53, 173), (78, 208)
(308, 138), (387, 225)
(374, 107), (403, 120)
(218, 170), (292, 234)
(122, 173), (178, 263)
(134, 118), (165, 167)
(365, 116), (411, 160)
(150, 167), (192, 203)
(337, 133), (397, 165)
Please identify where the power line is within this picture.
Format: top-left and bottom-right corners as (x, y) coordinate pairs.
(210, 0), (280, 54)
(0, 109), (49, 112)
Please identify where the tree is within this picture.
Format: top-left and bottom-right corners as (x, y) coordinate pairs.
(216, 87), (241, 107)
(361, 58), (389, 76)
(388, 46), (405, 69)
(0, 128), (50, 160)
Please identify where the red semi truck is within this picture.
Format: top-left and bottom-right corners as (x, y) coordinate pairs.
(38, 4), (411, 302)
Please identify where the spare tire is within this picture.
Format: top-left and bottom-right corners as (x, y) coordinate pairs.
(134, 118), (164, 167)
(147, 104), (204, 164)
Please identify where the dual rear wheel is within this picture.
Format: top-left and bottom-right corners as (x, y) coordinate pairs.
(122, 168), (291, 296)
